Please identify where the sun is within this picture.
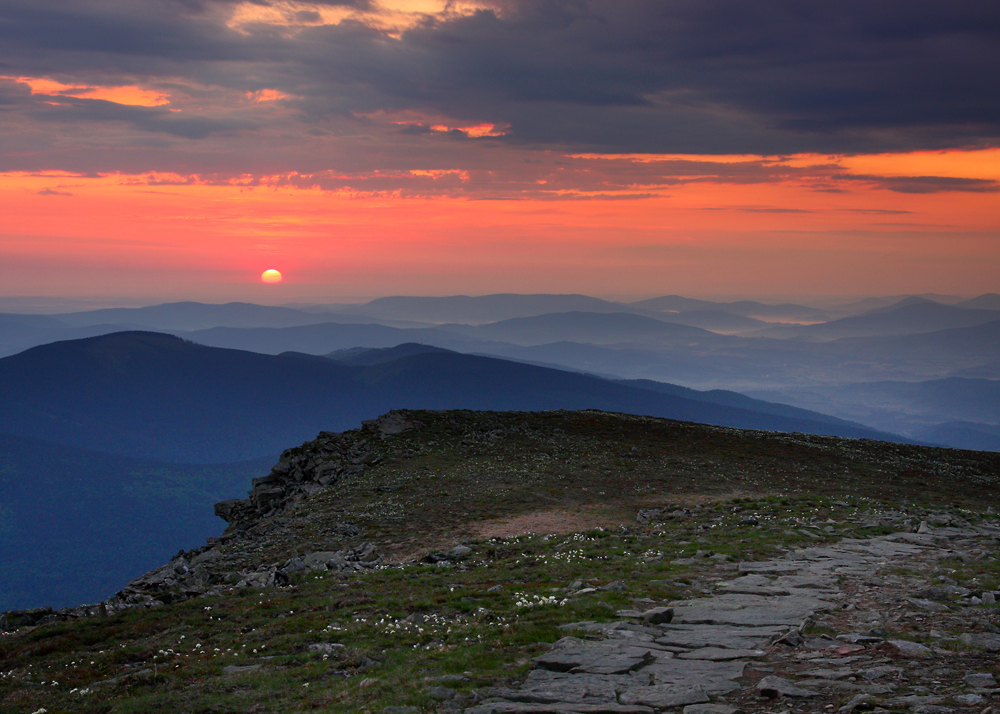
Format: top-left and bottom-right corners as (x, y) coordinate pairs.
(261, 269), (283, 283)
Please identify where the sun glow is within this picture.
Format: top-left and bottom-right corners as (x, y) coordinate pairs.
(261, 269), (283, 283)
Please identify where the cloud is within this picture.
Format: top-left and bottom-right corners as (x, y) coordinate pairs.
(0, 0), (997, 181)
(37, 188), (73, 196)
(838, 174), (1000, 194)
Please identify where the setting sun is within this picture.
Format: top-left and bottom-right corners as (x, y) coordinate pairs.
(261, 269), (283, 283)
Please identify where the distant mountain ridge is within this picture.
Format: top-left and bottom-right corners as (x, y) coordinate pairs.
(436, 311), (718, 346)
(758, 302), (1000, 341)
(334, 294), (630, 324)
(0, 332), (908, 464)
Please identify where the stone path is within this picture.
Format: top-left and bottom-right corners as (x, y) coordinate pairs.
(466, 521), (1000, 714)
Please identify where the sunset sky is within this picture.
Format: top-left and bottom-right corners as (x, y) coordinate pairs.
(1, 1), (998, 303)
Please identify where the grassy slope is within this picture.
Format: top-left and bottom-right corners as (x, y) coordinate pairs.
(1, 409), (999, 713)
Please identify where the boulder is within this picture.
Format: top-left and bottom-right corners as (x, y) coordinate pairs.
(0, 606), (54, 631)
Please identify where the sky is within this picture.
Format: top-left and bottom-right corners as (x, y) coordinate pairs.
(1, 0), (998, 303)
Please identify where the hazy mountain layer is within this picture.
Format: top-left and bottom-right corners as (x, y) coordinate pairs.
(757, 302), (1000, 341)
(334, 293), (631, 324)
(0, 433), (268, 611)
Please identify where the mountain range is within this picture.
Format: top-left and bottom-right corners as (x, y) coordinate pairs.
(0, 333), (904, 464)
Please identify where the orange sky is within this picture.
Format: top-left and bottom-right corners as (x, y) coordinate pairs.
(2, 149), (998, 301)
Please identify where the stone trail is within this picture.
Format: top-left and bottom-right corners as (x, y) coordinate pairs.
(465, 522), (1000, 714)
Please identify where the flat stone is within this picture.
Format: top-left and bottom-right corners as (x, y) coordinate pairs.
(490, 670), (623, 704)
(534, 640), (657, 675)
(618, 684), (709, 708)
(956, 693), (984, 705)
(964, 672), (997, 688)
(656, 624), (781, 650)
(801, 667), (855, 680)
(958, 633), (1000, 651)
(739, 561), (807, 574)
(643, 659), (745, 695)
(682, 705), (738, 714)
(383, 707), (420, 714)
(672, 603), (816, 627)
(886, 639), (932, 657)
(676, 647), (765, 661)
(756, 675), (819, 698)
(905, 598), (949, 612)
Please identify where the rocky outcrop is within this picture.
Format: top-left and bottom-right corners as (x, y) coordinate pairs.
(214, 412), (416, 526)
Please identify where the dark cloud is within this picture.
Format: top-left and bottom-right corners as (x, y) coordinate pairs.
(37, 188), (72, 196)
(837, 174), (1000, 193)
(0, 0), (996, 179)
(27, 96), (254, 139)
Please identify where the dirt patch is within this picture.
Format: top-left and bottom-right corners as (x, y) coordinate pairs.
(473, 507), (626, 539)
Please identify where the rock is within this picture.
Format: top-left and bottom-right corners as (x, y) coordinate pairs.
(619, 684), (709, 708)
(0, 606), (54, 631)
(756, 675), (819, 698)
(214, 498), (252, 524)
(981, 592), (996, 605)
(683, 705), (738, 714)
(534, 640), (656, 675)
(427, 686), (457, 701)
(449, 545), (472, 561)
(355, 542), (380, 562)
(600, 581), (628, 593)
(677, 648), (765, 661)
(301, 552), (342, 570)
(912, 585), (969, 599)
(958, 633), (1000, 650)
(886, 639), (932, 657)
(640, 607), (673, 625)
(307, 643), (344, 655)
(383, 707), (420, 714)
(839, 693), (873, 713)
(223, 664), (262, 675)
(363, 411), (418, 435)
(637, 509), (662, 524)
(905, 598), (949, 612)
(955, 693), (984, 705)
(836, 633), (883, 645)
(963, 672), (997, 689)
(775, 629), (803, 647)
